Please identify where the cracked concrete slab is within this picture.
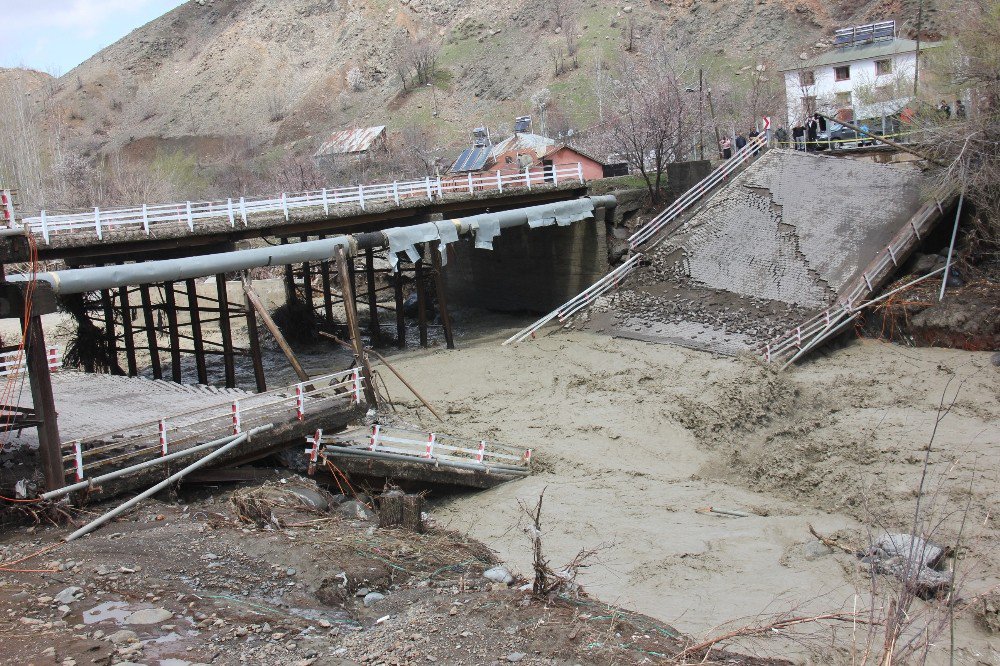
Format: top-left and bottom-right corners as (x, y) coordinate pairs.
(590, 149), (931, 354)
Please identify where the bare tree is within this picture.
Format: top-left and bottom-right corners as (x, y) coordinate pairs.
(530, 88), (553, 136)
(605, 57), (694, 201)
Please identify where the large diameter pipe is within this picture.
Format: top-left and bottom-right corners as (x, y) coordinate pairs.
(64, 424), (273, 542)
(39, 425), (273, 501)
(11, 196), (616, 296)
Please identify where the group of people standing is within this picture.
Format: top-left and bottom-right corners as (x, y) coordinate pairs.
(718, 128), (764, 159)
(717, 113), (825, 158)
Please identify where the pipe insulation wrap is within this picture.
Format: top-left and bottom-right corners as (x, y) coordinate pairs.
(13, 196), (616, 294)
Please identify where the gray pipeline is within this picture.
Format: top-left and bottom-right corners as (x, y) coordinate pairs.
(11, 196), (616, 295)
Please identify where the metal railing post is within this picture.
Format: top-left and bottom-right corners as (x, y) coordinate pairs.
(141, 204), (149, 235)
(436, 176), (443, 198)
(425, 176), (432, 200)
(94, 207), (102, 240)
(239, 197), (247, 226)
(281, 193), (289, 220)
(552, 164), (559, 185)
(525, 167), (531, 190)
(40, 210), (49, 244)
(186, 201), (194, 231)
(226, 198), (235, 228)
(497, 170), (503, 193)
(577, 162), (584, 183)
(392, 181), (400, 205)
(322, 188), (329, 215)
(468, 172), (473, 193)
(358, 185), (366, 210)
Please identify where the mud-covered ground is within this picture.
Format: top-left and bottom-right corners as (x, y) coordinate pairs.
(0, 480), (782, 666)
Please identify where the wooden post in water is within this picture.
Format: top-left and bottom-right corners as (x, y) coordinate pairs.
(431, 241), (455, 349)
(25, 315), (63, 491)
(139, 284), (162, 380)
(100, 287), (119, 373)
(243, 278), (311, 385)
(216, 274), (237, 388)
(185, 278), (208, 385)
(281, 237), (296, 306)
(335, 247), (378, 406)
(415, 251), (428, 348)
(393, 268), (406, 349)
(117, 286), (138, 375)
(164, 281), (183, 383)
(300, 234), (313, 313)
(365, 247), (381, 346)
(242, 273), (267, 392)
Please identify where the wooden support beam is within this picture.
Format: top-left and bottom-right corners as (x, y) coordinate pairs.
(243, 277), (311, 385)
(138, 284), (162, 379)
(216, 273), (237, 389)
(185, 278), (209, 385)
(117, 286), (139, 375)
(242, 274), (267, 393)
(415, 253), (428, 348)
(393, 269), (406, 349)
(281, 237), (296, 305)
(300, 234), (314, 310)
(431, 241), (455, 350)
(335, 247), (379, 406)
(365, 247), (382, 346)
(100, 287), (119, 373)
(164, 281), (183, 383)
(25, 315), (63, 491)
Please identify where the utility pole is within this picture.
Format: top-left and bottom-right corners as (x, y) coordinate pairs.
(913, 0), (923, 98)
(698, 68), (705, 160)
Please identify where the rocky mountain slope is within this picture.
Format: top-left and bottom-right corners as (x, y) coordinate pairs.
(23, 0), (946, 160)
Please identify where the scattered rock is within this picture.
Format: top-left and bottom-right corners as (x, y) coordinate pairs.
(363, 592), (385, 607)
(125, 608), (173, 625)
(484, 566), (513, 585)
(53, 587), (83, 605)
(507, 653), (526, 662)
(803, 541), (834, 560)
(107, 629), (139, 645)
(339, 500), (375, 521)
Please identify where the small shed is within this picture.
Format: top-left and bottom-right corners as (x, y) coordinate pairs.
(314, 126), (388, 162)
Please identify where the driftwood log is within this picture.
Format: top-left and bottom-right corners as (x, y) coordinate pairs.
(377, 490), (424, 532)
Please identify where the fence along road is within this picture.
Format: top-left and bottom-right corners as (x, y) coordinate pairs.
(18, 164), (587, 245)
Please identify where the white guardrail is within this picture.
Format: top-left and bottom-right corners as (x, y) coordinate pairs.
(20, 164), (586, 244)
(305, 424), (532, 475)
(60, 367), (365, 483)
(504, 137), (768, 344)
(0, 346), (60, 379)
(761, 185), (954, 367)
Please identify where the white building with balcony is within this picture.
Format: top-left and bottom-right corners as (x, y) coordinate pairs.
(781, 21), (939, 129)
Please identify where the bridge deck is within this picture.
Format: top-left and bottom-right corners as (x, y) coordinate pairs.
(21, 168), (587, 262)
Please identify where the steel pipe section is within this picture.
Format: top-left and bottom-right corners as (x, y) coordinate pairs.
(13, 196), (616, 295)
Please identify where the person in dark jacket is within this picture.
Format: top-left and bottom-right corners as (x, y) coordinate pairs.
(774, 126), (789, 148)
(792, 124), (805, 150)
(735, 134), (747, 151)
(748, 128), (761, 155)
(805, 116), (818, 151)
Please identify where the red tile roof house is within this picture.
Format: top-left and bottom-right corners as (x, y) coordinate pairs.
(447, 131), (609, 188)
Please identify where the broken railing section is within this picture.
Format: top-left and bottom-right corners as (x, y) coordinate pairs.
(761, 185), (956, 367)
(0, 345), (60, 379)
(306, 424), (532, 481)
(21, 163), (588, 244)
(55, 368), (364, 489)
(505, 138), (768, 345)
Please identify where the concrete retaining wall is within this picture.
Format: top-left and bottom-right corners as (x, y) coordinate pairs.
(445, 218), (608, 314)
